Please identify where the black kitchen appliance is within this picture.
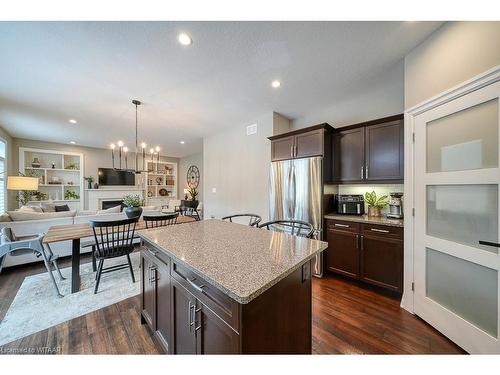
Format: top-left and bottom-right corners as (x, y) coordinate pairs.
(336, 195), (365, 215)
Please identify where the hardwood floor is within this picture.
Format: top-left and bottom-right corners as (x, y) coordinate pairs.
(0, 258), (465, 354)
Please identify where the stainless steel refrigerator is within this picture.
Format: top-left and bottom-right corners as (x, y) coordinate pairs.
(269, 156), (324, 277)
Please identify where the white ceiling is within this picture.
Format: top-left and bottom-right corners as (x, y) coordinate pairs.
(0, 21), (443, 157)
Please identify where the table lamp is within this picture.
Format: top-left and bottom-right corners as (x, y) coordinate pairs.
(7, 176), (39, 191)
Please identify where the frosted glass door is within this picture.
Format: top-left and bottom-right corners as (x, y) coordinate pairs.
(414, 80), (500, 354)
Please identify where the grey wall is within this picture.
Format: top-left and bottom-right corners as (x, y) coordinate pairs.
(405, 21), (500, 109)
(10, 138), (179, 210)
(178, 152), (203, 202)
(203, 112), (273, 220)
(291, 61), (405, 130)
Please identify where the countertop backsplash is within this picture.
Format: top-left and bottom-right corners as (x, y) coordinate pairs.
(324, 184), (404, 214)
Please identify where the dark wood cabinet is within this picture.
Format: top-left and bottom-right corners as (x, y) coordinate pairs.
(171, 278), (197, 354)
(269, 123), (333, 162)
(140, 249), (172, 353)
(326, 226), (360, 279)
(332, 127), (365, 182)
(365, 119), (404, 181)
(294, 129), (324, 158)
(140, 250), (156, 328)
(195, 300), (240, 354)
(271, 135), (295, 161)
(154, 258), (171, 351)
(141, 243), (313, 354)
(325, 219), (403, 294)
(331, 114), (404, 183)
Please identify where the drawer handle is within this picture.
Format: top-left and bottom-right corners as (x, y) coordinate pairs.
(187, 277), (206, 293)
(334, 223), (349, 228)
(370, 228), (390, 233)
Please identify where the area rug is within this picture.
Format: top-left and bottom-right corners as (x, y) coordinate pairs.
(0, 251), (141, 346)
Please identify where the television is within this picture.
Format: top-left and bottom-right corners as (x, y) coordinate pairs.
(98, 168), (135, 186)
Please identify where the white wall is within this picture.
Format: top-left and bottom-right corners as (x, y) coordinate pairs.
(405, 21), (500, 109)
(178, 152), (203, 202)
(203, 112), (273, 220)
(292, 61), (404, 130)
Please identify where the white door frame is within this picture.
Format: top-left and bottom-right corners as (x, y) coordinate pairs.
(401, 64), (500, 313)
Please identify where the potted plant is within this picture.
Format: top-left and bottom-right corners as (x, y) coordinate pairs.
(84, 176), (94, 189)
(364, 191), (389, 217)
(122, 194), (144, 218)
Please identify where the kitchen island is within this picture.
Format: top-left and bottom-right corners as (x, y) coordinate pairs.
(138, 219), (328, 354)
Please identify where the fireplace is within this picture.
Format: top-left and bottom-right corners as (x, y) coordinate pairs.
(101, 200), (125, 211)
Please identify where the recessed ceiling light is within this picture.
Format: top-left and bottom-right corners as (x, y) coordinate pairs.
(180, 141), (185, 144)
(69, 119), (77, 124)
(177, 33), (192, 46)
(271, 80), (281, 88)
(70, 141), (76, 144)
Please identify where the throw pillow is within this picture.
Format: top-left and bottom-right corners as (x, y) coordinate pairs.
(55, 204), (70, 212)
(97, 205), (122, 215)
(19, 206), (44, 213)
(0, 213), (12, 222)
(40, 202), (56, 212)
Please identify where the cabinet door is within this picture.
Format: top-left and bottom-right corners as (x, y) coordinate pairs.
(294, 129), (324, 158)
(360, 235), (403, 293)
(195, 301), (240, 354)
(325, 229), (360, 279)
(154, 259), (171, 353)
(271, 136), (294, 161)
(140, 251), (155, 329)
(171, 279), (197, 354)
(333, 128), (365, 182)
(365, 120), (404, 181)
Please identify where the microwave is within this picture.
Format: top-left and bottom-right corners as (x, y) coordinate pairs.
(336, 195), (365, 215)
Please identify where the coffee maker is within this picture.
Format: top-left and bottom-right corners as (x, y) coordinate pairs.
(387, 192), (404, 219)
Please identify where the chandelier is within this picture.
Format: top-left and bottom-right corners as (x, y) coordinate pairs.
(109, 100), (162, 174)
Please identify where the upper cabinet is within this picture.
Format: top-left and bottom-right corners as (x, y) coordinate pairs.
(269, 124), (334, 161)
(331, 115), (404, 183)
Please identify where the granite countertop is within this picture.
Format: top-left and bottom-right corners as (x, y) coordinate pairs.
(138, 219), (328, 304)
(324, 213), (404, 227)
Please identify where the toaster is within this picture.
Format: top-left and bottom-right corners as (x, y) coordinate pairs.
(336, 195), (365, 215)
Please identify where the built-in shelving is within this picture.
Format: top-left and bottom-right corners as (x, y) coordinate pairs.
(144, 160), (177, 207)
(19, 147), (84, 210)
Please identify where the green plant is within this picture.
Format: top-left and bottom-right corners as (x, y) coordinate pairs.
(364, 191), (389, 208)
(16, 191), (34, 206)
(32, 191), (48, 201)
(188, 186), (198, 201)
(64, 190), (80, 200)
(84, 176), (94, 183)
(65, 163), (79, 170)
(122, 194), (144, 208)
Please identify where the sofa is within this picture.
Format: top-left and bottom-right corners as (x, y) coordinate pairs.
(0, 205), (162, 269)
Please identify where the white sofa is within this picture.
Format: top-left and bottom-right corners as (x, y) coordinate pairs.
(0, 208), (160, 269)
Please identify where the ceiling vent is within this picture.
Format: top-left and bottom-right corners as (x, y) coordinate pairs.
(246, 123), (257, 136)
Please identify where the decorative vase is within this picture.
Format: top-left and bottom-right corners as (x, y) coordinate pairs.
(87, 180), (93, 189)
(31, 158), (41, 168)
(125, 206), (143, 219)
(368, 206), (381, 217)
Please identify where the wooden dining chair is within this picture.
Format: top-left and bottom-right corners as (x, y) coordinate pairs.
(90, 217), (138, 294)
(143, 213), (179, 229)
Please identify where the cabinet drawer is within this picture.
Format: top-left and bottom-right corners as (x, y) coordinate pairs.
(171, 261), (240, 332)
(362, 224), (403, 240)
(326, 219), (360, 233)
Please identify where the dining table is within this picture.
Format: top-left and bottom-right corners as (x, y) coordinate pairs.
(42, 215), (196, 294)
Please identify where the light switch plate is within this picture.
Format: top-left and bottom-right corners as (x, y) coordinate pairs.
(211, 187), (217, 193)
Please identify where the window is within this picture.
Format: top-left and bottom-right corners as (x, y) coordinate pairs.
(0, 139), (6, 213)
